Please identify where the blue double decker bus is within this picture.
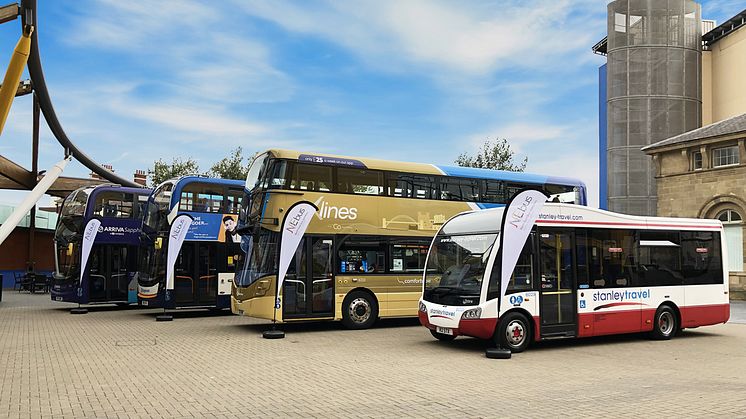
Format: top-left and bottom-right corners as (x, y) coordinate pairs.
(52, 185), (151, 305)
(137, 176), (245, 310)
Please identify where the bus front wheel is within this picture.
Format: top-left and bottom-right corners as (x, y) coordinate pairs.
(342, 290), (378, 330)
(495, 312), (531, 353)
(651, 305), (678, 340)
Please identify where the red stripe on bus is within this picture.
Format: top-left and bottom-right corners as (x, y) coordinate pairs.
(535, 220), (721, 229)
(577, 303), (729, 338)
(593, 302), (645, 311)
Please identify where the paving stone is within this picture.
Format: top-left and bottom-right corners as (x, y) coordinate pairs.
(1, 293), (746, 418)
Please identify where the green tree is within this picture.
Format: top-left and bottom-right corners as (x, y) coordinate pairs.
(209, 147), (257, 180)
(455, 138), (527, 172)
(148, 157), (200, 186)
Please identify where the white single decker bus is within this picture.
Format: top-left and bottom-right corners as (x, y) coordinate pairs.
(418, 203), (730, 352)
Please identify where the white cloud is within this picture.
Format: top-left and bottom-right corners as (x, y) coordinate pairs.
(235, 0), (603, 76)
(62, 0), (294, 105)
(465, 121), (570, 153)
(108, 100), (268, 138)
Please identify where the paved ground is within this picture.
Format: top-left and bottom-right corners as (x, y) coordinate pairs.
(1, 292), (746, 418)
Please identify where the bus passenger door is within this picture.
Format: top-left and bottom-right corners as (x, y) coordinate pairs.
(283, 236), (334, 319)
(174, 243), (196, 305)
(108, 245), (129, 302)
(87, 245), (106, 302)
(196, 242), (218, 305)
(538, 229), (577, 337)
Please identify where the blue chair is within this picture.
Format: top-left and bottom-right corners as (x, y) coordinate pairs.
(13, 272), (24, 291)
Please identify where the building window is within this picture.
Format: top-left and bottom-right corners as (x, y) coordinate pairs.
(691, 150), (702, 170)
(716, 210), (744, 272)
(712, 146), (739, 168)
(717, 210), (742, 224)
(614, 12), (626, 33)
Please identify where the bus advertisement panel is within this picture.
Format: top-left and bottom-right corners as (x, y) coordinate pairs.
(232, 149), (588, 329)
(418, 203), (730, 352)
(52, 185), (151, 305)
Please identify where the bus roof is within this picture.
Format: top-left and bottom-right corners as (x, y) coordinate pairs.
(441, 203), (722, 235)
(58, 184), (151, 219)
(168, 176), (246, 209)
(67, 184), (150, 198)
(171, 175), (245, 188)
(263, 149), (586, 188)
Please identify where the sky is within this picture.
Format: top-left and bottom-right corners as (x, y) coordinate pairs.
(0, 0), (743, 208)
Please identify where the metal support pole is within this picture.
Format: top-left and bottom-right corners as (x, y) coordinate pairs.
(27, 92), (39, 271)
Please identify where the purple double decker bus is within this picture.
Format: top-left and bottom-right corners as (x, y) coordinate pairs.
(52, 185), (151, 305)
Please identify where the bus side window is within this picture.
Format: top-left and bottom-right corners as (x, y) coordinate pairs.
(226, 190), (243, 215)
(338, 236), (386, 274)
(590, 229), (638, 288)
(386, 173), (436, 199)
(389, 239), (429, 273)
(638, 231), (683, 286)
(483, 180), (506, 204)
(94, 192), (135, 218)
(338, 168), (384, 195)
(575, 230), (590, 288)
(289, 163), (332, 192)
(680, 231), (723, 285)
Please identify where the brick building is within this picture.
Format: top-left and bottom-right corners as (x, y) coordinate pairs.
(643, 113), (746, 299)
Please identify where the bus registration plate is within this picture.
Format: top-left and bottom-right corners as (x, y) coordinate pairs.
(436, 326), (453, 335)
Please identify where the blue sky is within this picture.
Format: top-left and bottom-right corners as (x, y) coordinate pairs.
(0, 0), (743, 207)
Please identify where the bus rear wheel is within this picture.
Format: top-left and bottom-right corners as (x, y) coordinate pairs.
(651, 305), (678, 340)
(495, 312), (531, 353)
(430, 329), (456, 341)
(342, 291), (378, 330)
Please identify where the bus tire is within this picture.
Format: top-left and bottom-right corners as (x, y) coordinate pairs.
(651, 305), (678, 340)
(430, 329), (456, 341)
(342, 290), (378, 330)
(495, 312), (531, 353)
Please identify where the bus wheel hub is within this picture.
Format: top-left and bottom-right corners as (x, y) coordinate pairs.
(506, 321), (524, 345)
(349, 298), (370, 323)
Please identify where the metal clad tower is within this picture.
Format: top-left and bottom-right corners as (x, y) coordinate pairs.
(606, 0), (702, 215)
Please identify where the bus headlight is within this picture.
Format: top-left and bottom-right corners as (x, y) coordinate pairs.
(461, 307), (482, 320)
(418, 301), (427, 313)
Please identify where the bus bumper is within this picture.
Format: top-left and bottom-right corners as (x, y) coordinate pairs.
(50, 284), (78, 303)
(419, 301), (497, 340)
(138, 284), (166, 308)
(232, 294), (279, 321)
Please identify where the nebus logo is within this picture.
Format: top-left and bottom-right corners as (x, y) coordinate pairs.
(314, 197), (358, 220)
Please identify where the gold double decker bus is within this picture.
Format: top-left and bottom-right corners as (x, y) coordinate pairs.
(232, 149), (587, 329)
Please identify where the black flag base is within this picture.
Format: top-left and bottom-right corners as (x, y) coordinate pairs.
(485, 347), (512, 359)
(156, 312), (173, 322)
(156, 307), (173, 322)
(70, 306), (88, 315)
(262, 329), (285, 339)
